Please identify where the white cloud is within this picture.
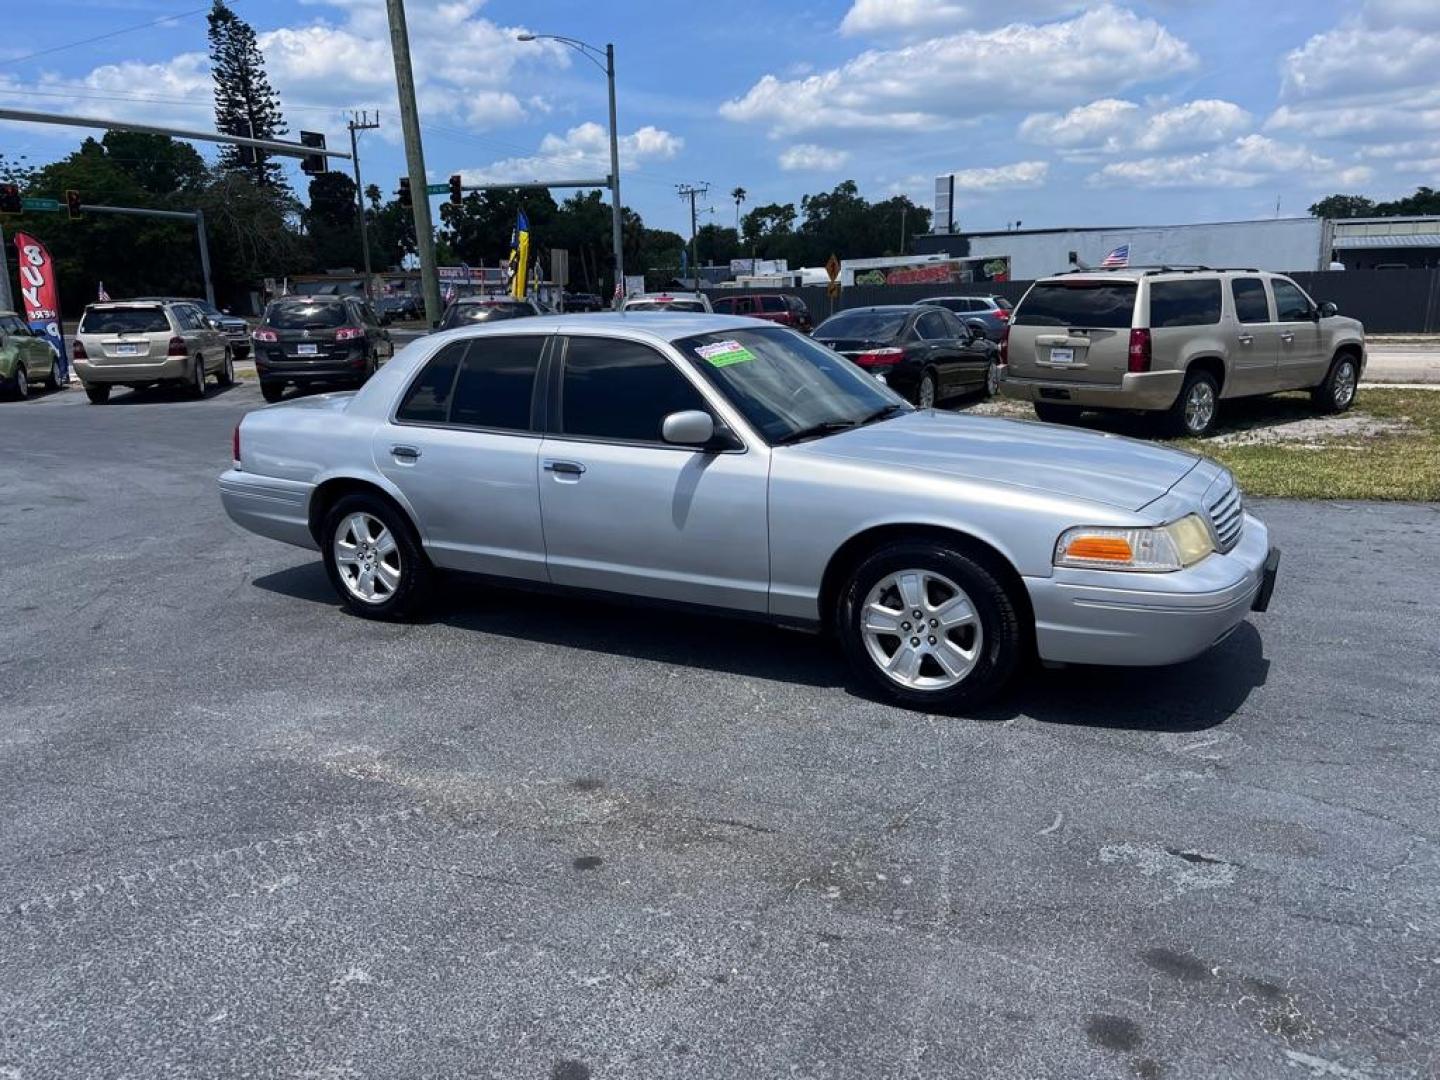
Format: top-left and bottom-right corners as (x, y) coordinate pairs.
(458, 123), (682, 184)
(839, 0), (1080, 36)
(1021, 98), (1250, 153)
(720, 6), (1196, 136)
(778, 144), (850, 171)
(1088, 135), (1372, 189)
(949, 161), (1049, 191)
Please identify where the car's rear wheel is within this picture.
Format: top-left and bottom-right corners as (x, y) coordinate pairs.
(11, 364), (29, 400)
(260, 380), (284, 403)
(917, 369), (938, 409)
(1312, 353), (1358, 414)
(1032, 401), (1080, 424)
(188, 355), (207, 399)
(1166, 369), (1219, 437)
(983, 358), (1000, 398)
(217, 348), (235, 387)
(837, 542), (1022, 711)
(83, 382), (111, 404)
(321, 493), (431, 620)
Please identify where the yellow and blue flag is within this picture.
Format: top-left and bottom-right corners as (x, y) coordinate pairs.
(508, 210), (530, 299)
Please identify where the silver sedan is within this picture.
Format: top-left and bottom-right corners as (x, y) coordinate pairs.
(219, 313), (1279, 711)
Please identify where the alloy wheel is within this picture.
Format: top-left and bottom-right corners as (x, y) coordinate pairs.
(985, 360), (1000, 397)
(919, 373), (936, 409)
(334, 512), (402, 604)
(1333, 361), (1356, 407)
(15, 366), (28, 399)
(860, 568), (983, 691)
(1185, 381), (1215, 434)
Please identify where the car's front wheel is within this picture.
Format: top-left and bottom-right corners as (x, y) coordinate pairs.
(321, 493), (431, 620)
(837, 542), (1023, 711)
(10, 364), (29, 400)
(1312, 353), (1358, 414)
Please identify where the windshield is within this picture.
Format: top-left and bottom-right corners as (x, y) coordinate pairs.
(440, 302), (534, 328)
(265, 301), (348, 329)
(814, 310), (908, 341)
(79, 307), (169, 334)
(1014, 282), (1136, 328)
(676, 326), (906, 444)
(626, 300), (706, 312)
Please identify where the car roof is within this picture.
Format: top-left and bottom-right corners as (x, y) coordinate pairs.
(432, 311), (757, 345)
(917, 294), (998, 300)
(271, 294), (347, 303)
(823, 305), (917, 315)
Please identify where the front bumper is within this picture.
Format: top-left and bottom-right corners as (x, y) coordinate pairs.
(74, 355), (190, 384)
(1025, 513), (1277, 666)
(218, 469), (317, 550)
(1000, 368), (1184, 411)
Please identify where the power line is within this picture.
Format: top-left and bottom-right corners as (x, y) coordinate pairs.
(7, 6), (212, 66)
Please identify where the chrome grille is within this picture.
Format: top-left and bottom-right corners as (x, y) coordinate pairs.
(1206, 478), (1244, 553)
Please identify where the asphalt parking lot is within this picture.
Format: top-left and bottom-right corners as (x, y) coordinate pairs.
(2, 379), (1437, 1080)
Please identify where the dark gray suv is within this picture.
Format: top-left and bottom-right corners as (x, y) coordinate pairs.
(917, 295), (1013, 342)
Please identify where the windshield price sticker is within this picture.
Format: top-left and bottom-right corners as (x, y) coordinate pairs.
(697, 340), (756, 367)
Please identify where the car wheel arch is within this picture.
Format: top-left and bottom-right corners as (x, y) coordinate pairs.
(1186, 355), (1226, 396)
(308, 475), (426, 549)
(818, 523), (1034, 646)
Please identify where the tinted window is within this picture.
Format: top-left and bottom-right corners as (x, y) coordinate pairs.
(815, 309), (908, 341)
(1014, 283), (1136, 328)
(759, 296), (786, 313)
(1148, 280), (1222, 327)
(1272, 279), (1312, 321)
(915, 310), (950, 340)
(1232, 278), (1270, 324)
(993, 297), (1013, 311)
(441, 302), (534, 329)
(395, 342), (464, 423)
(267, 301), (348, 329)
(712, 298), (737, 314)
(450, 336), (543, 430)
(624, 299), (706, 312)
(79, 307), (170, 334)
(561, 337), (708, 442)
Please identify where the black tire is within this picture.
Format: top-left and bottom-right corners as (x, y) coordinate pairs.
(11, 364), (29, 400)
(217, 348), (236, 387)
(84, 382), (111, 404)
(1165, 369), (1220, 437)
(260, 380), (285, 403)
(188, 355), (207, 399)
(44, 361), (63, 391)
(1312, 353), (1359, 415)
(320, 492), (432, 620)
(836, 541), (1023, 712)
(1033, 401), (1080, 424)
(917, 368), (939, 409)
(982, 358), (1000, 398)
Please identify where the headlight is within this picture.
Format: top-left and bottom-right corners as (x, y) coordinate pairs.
(1054, 514), (1215, 572)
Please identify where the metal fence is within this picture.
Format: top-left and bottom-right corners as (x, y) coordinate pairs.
(703, 269), (1440, 334)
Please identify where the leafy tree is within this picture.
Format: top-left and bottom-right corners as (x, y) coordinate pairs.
(740, 202), (798, 259)
(208, 0), (289, 191)
(305, 171), (361, 270)
(1309, 194), (1376, 219)
(696, 224), (740, 266)
(1376, 186), (1440, 216)
(730, 186), (746, 231)
(100, 131), (206, 196)
(1310, 188), (1440, 218)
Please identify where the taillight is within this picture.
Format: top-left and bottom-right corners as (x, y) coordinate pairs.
(336, 326), (365, 342)
(73, 338), (87, 360)
(232, 422), (241, 465)
(167, 336), (187, 356)
(1128, 328), (1152, 373)
(999, 326), (1009, 364)
(995, 308), (1010, 321)
(252, 328), (278, 342)
(852, 347), (904, 368)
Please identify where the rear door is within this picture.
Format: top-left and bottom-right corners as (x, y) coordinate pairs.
(757, 295), (788, 325)
(374, 335), (549, 581)
(1228, 277), (1280, 396)
(537, 334), (770, 612)
(1271, 277), (1327, 390)
(1009, 280), (1136, 384)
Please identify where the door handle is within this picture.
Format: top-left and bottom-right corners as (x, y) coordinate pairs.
(391, 444), (421, 460)
(544, 460), (586, 476)
(1237, 334), (1253, 345)
(1280, 332), (1295, 343)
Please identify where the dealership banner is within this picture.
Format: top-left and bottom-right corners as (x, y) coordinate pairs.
(13, 232), (67, 380)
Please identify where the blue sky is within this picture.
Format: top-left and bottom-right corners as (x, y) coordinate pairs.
(3, 0), (1438, 239)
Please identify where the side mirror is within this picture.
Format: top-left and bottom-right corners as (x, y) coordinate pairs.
(1318, 301), (1338, 318)
(662, 409), (717, 447)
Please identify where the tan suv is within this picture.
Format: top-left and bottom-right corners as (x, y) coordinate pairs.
(999, 267), (1366, 436)
(73, 299), (235, 404)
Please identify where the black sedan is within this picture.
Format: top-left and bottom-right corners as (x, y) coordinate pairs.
(251, 296), (393, 402)
(813, 305), (999, 407)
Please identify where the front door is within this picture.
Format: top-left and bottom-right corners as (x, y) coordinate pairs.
(373, 335), (549, 582)
(1271, 277), (1327, 390)
(538, 334), (770, 613)
(1227, 276), (1279, 396)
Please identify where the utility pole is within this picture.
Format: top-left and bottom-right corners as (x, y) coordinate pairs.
(900, 204), (907, 254)
(677, 182), (708, 291)
(605, 43), (624, 308)
(384, 0), (441, 326)
(348, 111), (380, 300)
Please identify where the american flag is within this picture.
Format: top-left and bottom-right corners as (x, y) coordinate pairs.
(97, 282), (111, 301)
(1100, 244), (1130, 267)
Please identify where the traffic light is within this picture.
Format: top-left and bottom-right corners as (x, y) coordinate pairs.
(66, 189), (83, 220)
(397, 177), (412, 208)
(299, 131), (326, 175)
(0, 184), (20, 216)
(448, 174), (463, 205)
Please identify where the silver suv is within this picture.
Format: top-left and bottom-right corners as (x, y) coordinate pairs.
(1000, 267), (1366, 436)
(74, 300), (235, 404)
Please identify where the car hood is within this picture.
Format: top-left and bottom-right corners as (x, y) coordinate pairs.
(787, 410), (1199, 511)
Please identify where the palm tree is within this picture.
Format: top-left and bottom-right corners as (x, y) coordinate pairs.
(731, 186), (747, 233)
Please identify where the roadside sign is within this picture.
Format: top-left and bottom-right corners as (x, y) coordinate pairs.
(21, 197), (60, 213)
(424, 183), (450, 195)
(825, 254), (840, 283)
